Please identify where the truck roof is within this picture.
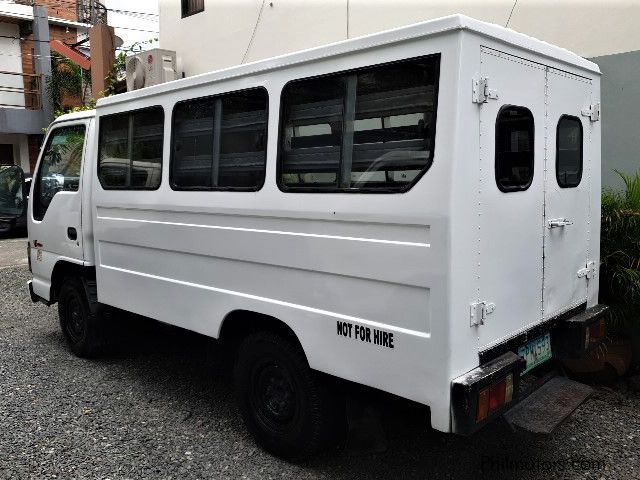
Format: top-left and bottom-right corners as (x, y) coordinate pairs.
(95, 14), (599, 110)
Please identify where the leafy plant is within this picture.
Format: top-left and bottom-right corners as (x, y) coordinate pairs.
(47, 52), (92, 114)
(600, 170), (640, 330)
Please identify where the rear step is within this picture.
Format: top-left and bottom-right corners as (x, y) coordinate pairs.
(503, 376), (592, 434)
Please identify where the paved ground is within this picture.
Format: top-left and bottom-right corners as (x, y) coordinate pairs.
(0, 233), (27, 269)
(0, 237), (639, 479)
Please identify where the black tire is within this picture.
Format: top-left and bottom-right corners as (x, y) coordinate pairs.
(234, 331), (343, 460)
(57, 277), (104, 358)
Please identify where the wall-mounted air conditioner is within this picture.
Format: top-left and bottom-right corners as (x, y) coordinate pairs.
(126, 49), (177, 91)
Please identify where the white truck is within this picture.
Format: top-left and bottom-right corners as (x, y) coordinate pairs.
(27, 15), (608, 459)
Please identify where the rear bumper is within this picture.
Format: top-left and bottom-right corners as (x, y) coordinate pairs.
(451, 304), (608, 435)
(451, 351), (525, 435)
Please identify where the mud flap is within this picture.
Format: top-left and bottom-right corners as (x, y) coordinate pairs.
(503, 376), (592, 434)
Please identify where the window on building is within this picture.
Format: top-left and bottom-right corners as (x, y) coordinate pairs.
(98, 107), (164, 190)
(34, 125), (86, 220)
(556, 115), (583, 188)
(495, 106), (534, 192)
(279, 55), (440, 192)
(182, 0), (204, 18)
(171, 88), (268, 190)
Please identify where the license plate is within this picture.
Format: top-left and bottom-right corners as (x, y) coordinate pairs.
(518, 332), (552, 374)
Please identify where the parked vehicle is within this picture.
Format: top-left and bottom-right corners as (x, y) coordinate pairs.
(0, 165), (30, 236)
(27, 15), (608, 458)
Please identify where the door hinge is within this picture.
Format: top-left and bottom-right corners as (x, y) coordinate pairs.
(577, 260), (597, 280)
(470, 301), (496, 326)
(581, 103), (601, 122)
(472, 75), (498, 104)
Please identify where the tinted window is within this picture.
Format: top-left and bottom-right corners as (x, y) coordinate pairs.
(171, 88), (267, 190)
(495, 106), (534, 192)
(280, 55), (440, 192)
(34, 125), (85, 221)
(556, 116), (583, 188)
(98, 107), (164, 190)
(182, 0), (204, 17)
(0, 165), (25, 217)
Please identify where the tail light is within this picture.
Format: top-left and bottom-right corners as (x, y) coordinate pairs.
(585, 318), (606, 349)
(476, 373), (514, 423)
(27, 241), (32, 273)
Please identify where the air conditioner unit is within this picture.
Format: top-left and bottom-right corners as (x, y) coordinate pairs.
(126, 49), (177, 92)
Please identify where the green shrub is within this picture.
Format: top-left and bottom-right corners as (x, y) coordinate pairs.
(600, 170), (640, 330)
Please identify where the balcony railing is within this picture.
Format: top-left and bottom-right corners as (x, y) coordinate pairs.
(0, 70), (43, 109)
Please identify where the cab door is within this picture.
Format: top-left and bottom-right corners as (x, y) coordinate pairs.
(29, 122), (88, 300)
(543, 70), (593, 319)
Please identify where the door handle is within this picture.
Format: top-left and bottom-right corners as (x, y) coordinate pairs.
(547, 218), (573, 228)
(67, 227), (77, 241)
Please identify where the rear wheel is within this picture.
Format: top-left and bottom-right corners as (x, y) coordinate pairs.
(58, 277), (104, 358)
(234, 331), (343, 459)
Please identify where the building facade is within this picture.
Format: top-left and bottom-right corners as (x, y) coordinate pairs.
(159, 0), (640, 190)
(0, 1), (89, 173)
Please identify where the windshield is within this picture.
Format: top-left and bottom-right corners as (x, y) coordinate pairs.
(0, 165), (25, 217)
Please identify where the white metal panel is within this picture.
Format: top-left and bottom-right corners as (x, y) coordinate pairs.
(543, 70), (592, 319)
(91, 32), (460, 432)
(477, 47), (546, 350)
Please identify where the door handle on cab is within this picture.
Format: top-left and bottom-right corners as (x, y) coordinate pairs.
(547, 218), (573, 228)
(67, 227), (77, 241)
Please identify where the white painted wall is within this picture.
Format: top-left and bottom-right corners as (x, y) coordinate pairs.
(0, 22), (26, 108)
(159, 0), (640, 76)
(0, 133), (30, 172)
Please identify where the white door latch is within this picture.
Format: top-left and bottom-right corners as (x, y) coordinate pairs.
(470, 301), (496, 326)
(472, 76), (499, 104)
(577, 261), (597, 279)
(547, 218), (573, 228)
(581, 103), (601, 122)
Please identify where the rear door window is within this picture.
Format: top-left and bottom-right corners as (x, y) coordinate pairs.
(495, 106), (534, 192)
(556, 115), (583, 188)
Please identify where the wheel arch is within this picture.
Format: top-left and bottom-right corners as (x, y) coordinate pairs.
(218, 309), (306, 359)
(50, 260), (96, 304)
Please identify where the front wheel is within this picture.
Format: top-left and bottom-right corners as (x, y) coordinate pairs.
(234, 331), (344, 459)
(57, 277), (104, 358)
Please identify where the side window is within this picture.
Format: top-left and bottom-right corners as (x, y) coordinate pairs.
(98, 107), (164, 190)
(279, 55), (440, 192)
(34, 125), (86, 221)
(556, 115), (583, 188)
(182, 0), (204, 17)
(171, 88), (267, 190)
(495, 106), (534, 192)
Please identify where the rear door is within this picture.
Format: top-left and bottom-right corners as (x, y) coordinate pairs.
(29, 122), (88, 299)
(543, 70), (593, 319)
(477, 48), (546, 349)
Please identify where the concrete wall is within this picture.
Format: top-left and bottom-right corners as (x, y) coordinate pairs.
(590, 50), (640, 190)
(0, 22), (26, 108)
(159, 0), (640, 76)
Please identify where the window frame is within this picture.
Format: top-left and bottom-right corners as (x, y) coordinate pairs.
(276, 54), (441, 194)
(181, 0), (204, 18)
(494, 104), (535, 193)
(555, 114), (583, 189)
(169, 86), (269, 192)
(33, 122), (87, 221)
(97, 105), (165, 191)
